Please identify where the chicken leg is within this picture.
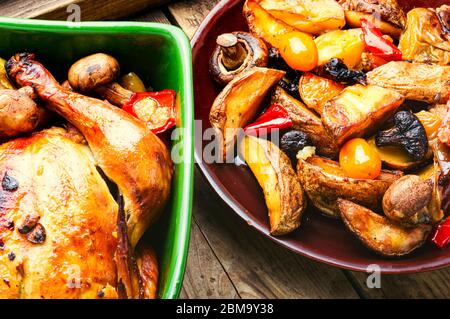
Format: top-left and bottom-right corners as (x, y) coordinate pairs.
(6, 53), (173, 248)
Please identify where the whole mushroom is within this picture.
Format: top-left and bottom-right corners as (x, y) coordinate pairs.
(382, 175), (433, 226)
(68, 53), (134, 106)
(209, 31), (269, 86)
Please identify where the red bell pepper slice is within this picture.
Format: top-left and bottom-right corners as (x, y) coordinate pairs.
(122, 89), (176, 134)
(431, 217), (450, 249)
(244, 104), (293, 136)
(361, 19), (403, 62)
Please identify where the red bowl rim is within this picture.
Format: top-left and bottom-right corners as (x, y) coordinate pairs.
(191, 0), (450, 274)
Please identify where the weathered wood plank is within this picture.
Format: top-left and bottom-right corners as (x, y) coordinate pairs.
(193, 169), (360, 299)
(346, 269), (450, 299)
(0, 0), (169, 20)
(180, 219), (240, 299)
(130, 8), (171, 24)
(167, 0), (220, 38)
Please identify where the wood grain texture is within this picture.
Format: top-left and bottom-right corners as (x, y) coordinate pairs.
(167, 0), (220, 38)
(193, 169), (360, 299)
(131, 8), (171, 24)
(347, 269), (450, 299)
(180, 220), (240, 299)
(0, 0), (169, 20)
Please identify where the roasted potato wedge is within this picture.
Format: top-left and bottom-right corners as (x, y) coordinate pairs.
(322, 84), (404, 147)
(338, 199), (431, 257)
(210, 67), (285, 160)
(367, 136), (432, 171)
(271, 86), (339, 157)
(259, 0), (345, 35)
(0, 57), (14, 90)
(340, 0), (406, 38)
(240, 135), (306, 235)
(366, 61), (450, 104)
(298, 72), (344, 115)
(315, 28), (365, 68)
(297, 155), (402, 218)
(399, 7), (450, 65)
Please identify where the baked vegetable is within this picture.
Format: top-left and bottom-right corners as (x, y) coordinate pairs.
(210, 67), (285, 160)
(0, 57), (14, 90)
(240, 135), (306, 235)
(339, 0), (406, 38)
(271, 85), (339, 157)
(244, 0), (318, 71)
(338, 199), (431, 257)
(314, 28), (365, 68)
(366, 61), (450, 104)
(297, 155), (402, 218)
(322, 84), (404, 147)
(259, 0), (345, 35)
(319, 58), (366, 85)
(209, 32), (269, 86)
(382, 175), (433, 226)
(298, 72), (344, 115)
(399, 6), (450, 65)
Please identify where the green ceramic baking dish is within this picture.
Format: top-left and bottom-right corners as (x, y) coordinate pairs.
(0, 17), (194, 299)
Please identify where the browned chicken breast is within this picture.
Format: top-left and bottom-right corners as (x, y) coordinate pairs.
(6, 53), (173, 249)
(0, 127), (119, 298)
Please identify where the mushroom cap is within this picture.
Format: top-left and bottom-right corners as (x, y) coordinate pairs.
(68, 53), (120, 92)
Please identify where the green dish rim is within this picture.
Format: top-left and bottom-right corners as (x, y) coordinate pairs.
(0, 17), (194, 299)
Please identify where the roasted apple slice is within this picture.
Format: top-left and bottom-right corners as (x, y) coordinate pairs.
(338, 199), (431, 257)
(210, 67), (284, 160)
(259, 0), (345, 35)
(271, 85), (339, 157)
(297, 155), (402, 218)
(240, 135), (306, 235)
(366, 61), (450, 104)
(322, 84), (404, 146)
(298, 72), (344, 115)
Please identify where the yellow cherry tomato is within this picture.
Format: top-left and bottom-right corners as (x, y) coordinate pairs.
(278, 31), (318, 71)
(339, 138), (381, 179)
(415, 110), (442, 140)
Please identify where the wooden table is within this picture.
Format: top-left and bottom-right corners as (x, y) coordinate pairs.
(2, 0), (450, 299)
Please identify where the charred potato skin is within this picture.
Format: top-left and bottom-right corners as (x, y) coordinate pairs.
(338, 199), (432, 257)
(322, 84), (405, 147)
(297, 156), (402, 218)
(366, 61), (450, 104)
(340, 0), (406, 30)
(271, 86), (339, 157)
(241, 135), (306, 235)
(209, 67), (285, 160)
(209, 32), (269, 86)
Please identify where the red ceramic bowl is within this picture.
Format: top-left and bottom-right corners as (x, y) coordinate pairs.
(192, 0), (450, 274)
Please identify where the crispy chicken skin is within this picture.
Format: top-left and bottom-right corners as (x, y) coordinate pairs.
(6, 53), (173, 248)
(0, 128), (119, 298)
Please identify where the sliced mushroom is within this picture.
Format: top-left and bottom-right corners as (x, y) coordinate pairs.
(382, 175), (433, 226)
(376, 111), (428, 162)
(209, 32), (269, 86)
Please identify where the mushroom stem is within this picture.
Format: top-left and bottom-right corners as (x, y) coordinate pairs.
(95, 82), (134, 107)
(216, 33), (248, 71)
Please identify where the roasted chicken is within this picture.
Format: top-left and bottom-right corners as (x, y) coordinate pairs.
(6, 53), (173, 249)
(0, 53), (173, 299)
